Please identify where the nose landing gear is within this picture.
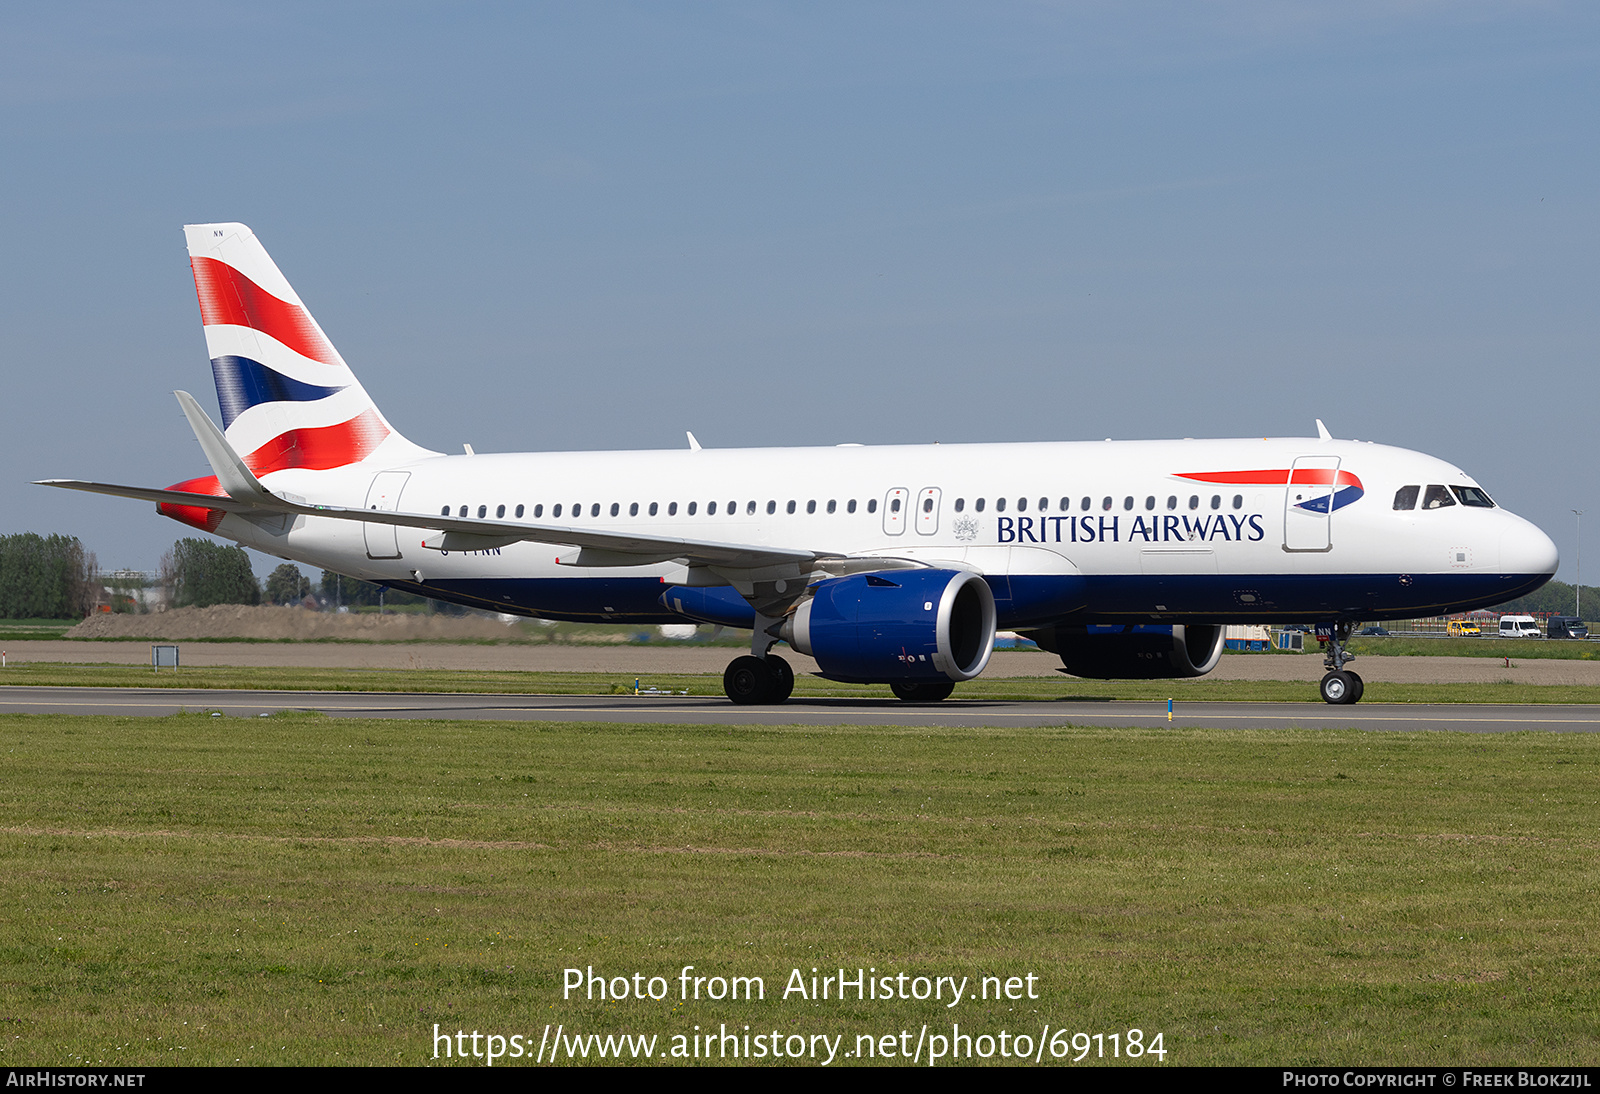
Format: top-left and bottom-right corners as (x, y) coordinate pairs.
(1318, 622), (1364, 704)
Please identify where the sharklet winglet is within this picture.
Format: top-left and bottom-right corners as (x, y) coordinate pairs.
(173, 390), (286, 508)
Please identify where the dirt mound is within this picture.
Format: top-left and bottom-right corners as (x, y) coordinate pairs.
(65, 604), (521, 642)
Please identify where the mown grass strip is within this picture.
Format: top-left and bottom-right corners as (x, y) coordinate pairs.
(1, 711), (1597, 1066)
(3, 660), (1599, 704)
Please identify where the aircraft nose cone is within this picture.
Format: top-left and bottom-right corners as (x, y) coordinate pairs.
(1502, 518), (1559, 578)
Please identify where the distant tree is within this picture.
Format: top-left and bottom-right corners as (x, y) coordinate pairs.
(1492, 579), (1600, 621)
(162, 539), (261, 608)
(0, 533), (95, 619)
(265, 563), (312, 606)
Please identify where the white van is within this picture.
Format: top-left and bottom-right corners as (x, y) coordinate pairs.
(1499, 614), (1543, 639)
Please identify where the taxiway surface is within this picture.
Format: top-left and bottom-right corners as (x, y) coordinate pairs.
(1, 686), (1594, 732)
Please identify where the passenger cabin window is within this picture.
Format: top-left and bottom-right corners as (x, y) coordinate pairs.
(786, 500), (796, 514)
(1422, 485), (1456, 510)
(1167, 496), (1177, 510)
(1144, 496), (1155, 510)
(516, 504), (525, 518)
(478, 505), (487, 518)
(1059, 498), (1069, 511)
(610, 503), (620, 517)
(1210, 495), (1221, 510)
(922, 498), (933, 513)
(1123, 496), (1134, 511)
(553, 504), (563, 518)
(975, 498), (985, 512)
(688, 502), (697, 516)
(591, 503), (600, 517)
(459, 505), (468, 518)
(1452, 486), (1495, 508)
(828, 500), (837, 514)
(995, 498), (1006, 512)
(708, 501), (718, 516)
(1232, 495), (1243, 510)
(1188, 496), (1199, 510)
(868, 499), (877, 513)
(668, 502), (678, 516)
(533, 504), (542, 517)
(807, 500), (817, 514)
(766, 500), (776, 514)
(1016, 497), (1026, 512)
(496, 504), (505, 518)
(747, 501), (756, 515)
(440, 506), (449, 516)
(847, 499), (857, 513)
(1080, 497), (1090, 511)
(649, 502), (658, 516)
(630, 502), (639, 516)
(1102, 497), (1113, 511)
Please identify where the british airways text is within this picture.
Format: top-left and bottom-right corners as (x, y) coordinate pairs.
(996, 514), (1267, 544)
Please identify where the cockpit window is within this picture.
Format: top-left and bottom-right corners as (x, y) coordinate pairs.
(1422, 485), (1456, 510)
(1393, 485), (1419, 511)
(1451, 485), (1495, 508)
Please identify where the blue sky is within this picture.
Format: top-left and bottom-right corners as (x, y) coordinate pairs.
(4, 2), (1597, 582)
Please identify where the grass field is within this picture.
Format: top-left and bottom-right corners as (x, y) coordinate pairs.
(1350, 637), (1600, 660)
(5, 660), (1600, 706)
(2, 711), (1597, 1067)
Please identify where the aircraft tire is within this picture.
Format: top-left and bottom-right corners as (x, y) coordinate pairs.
(766, 655), (795, 703)
(1320, 670), (1358, 705)
(724, 656), (774, 705)
(890, 679), (956, 702)
(1347, 671), (1364, 703)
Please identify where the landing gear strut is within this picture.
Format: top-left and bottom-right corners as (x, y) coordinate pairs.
(1319, 622), (1364, 705)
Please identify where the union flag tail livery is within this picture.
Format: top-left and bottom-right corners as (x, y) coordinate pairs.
(183, 223), (431, 472)
(40, 223), (1560, 707)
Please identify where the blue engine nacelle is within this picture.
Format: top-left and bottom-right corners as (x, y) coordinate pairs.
(780, 569), (997, 684)
(1023, 623), (1226, 679)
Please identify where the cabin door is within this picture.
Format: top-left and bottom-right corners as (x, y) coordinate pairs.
(1282, 456), (1339, 552)
(914, 487), (942, 535)
(364, 471), (411, 559)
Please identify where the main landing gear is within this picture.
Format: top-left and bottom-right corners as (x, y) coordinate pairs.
(1319, 622), (1364, 705)
(723, 654), (794, 705)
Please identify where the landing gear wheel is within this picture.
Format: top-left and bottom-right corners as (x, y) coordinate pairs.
(1347, 671), (1364, 704)
(724, 656), (774, 705)
(890, 679), (956, 702)
(766, 655), (795, 703)
(1320, 670), (1359, 705)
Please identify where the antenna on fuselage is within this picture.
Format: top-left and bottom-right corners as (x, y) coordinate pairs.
(686, 431), (703, 451)
(1315, 419), (1332, 442)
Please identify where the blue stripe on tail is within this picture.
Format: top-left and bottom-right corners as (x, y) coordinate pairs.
(210, 355), (347, 429)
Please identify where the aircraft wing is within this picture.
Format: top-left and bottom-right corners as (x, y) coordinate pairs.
(40, 391), (839, 572)
(36, 477), (829, 571)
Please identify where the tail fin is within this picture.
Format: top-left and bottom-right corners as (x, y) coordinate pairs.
(182, 223), (433, 477)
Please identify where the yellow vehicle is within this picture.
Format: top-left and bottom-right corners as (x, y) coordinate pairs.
(1446, 619), (1482, 637)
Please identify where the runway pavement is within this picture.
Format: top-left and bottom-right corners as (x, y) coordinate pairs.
(2, 685), (1596, 732)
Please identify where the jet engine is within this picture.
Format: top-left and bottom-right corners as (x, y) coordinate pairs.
(1024, 623), (1226, 679)
(781, 569), (996, 684)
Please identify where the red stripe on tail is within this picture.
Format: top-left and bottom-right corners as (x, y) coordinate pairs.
(190, 256), (339, 366)
(241, 409), (390, 476)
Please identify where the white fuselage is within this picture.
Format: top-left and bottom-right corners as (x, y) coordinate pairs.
(203, 435), (1558, 627)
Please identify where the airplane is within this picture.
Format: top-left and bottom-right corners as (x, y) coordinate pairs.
(40, 223), (1559, 706)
